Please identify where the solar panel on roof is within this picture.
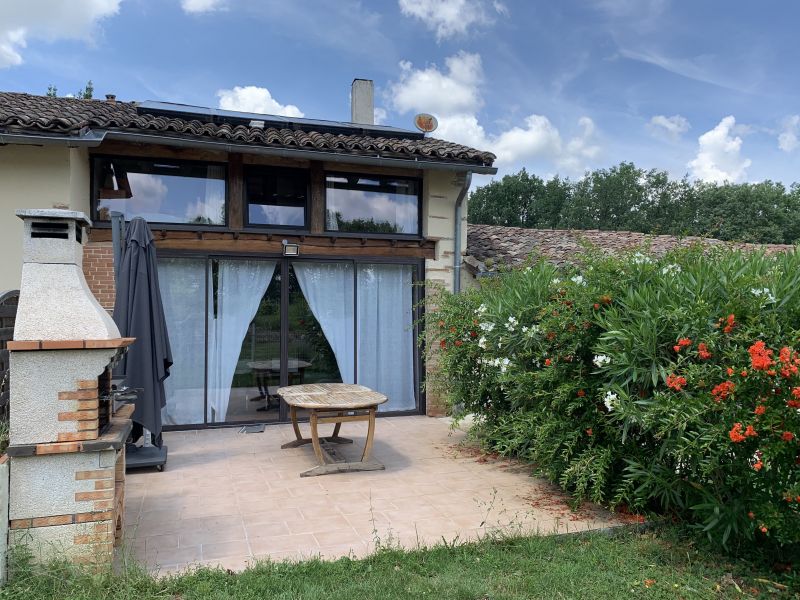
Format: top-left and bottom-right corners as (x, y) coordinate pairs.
(136, 100), (422, 139)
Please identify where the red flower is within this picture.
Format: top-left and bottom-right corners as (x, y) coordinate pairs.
(753, 461), (763, 471)
(760, 525), (768, 534)
(747, 511), (755, 520)
(782, 431), (795, 442)
(454, 340), (463, 347)
(438, 320), (445, 328)
(729, 423), (746, 443)
(789, 399), (800, 409)
(666, 374), (687, 391)
(740, 370), (748, 377)
(674, 338), (692, 352)
(469, 331), (477, 338)
(449, 326), (457, 334)
(720, 314), (736, 334)
(577, 389), (586, 397)
(440, 339), (447, 349)
(711, 380), (735, 402)
(744, 425), (757, 438)
(545, 358), (552, 366)
(754, 405), (766, 416)
(697, 343), (712, 360)
(593, 303), (600, 310)
(585, 428), (593, 436)
(749, 341), (775, 371)
(726, 367), (734, 376)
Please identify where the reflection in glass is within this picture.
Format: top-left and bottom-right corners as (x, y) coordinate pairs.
(357, 263), (416, 411)
(325, 175), (419, 234)
(158, 258), (206, 425)
(94, 157), (226, 225)
(207, 259), (279, 423)
(245, 167), (308, 227)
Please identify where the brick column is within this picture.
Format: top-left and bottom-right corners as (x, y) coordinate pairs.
(82, 242), (115, 311)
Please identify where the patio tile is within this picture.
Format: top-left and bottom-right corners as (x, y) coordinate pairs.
(125, 416), (625, 574)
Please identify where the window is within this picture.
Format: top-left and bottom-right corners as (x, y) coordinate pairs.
(325, 174), (420, 235)
(244, 166), (308, 228)
(93, 157), (226, 225)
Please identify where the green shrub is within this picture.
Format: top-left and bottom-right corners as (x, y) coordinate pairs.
(427, 246), (800, 548)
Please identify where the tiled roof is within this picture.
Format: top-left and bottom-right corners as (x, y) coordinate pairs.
(0, 92), (496, 167)
(467, 224), (794, 269)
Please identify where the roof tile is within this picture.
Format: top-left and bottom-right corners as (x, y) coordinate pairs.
(0, 92), (495, 167)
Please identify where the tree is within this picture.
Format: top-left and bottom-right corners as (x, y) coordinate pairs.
(468, 162), (800, 244)
(44, 80), (94, 99)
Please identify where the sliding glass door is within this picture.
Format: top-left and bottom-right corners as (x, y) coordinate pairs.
(157, 256), (421, 427)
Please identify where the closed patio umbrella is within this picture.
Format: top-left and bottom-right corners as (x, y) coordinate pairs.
(113, 217), (173, 455)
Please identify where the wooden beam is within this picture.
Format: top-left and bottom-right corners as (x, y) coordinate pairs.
(91, 140), (228, 163)
(228, 153), (244, 230)
(88, 228), (435, 259)
(308, 161), (326, 234)
(321, 161), (423, 179)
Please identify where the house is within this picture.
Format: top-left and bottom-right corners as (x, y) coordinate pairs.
(465, 223), (794, 274)
(0, 81), (497, 427)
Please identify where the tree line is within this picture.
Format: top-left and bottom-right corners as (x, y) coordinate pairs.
(468, 162), (800, 244)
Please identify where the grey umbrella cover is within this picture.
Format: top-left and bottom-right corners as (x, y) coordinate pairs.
(113, 218), (173, 440)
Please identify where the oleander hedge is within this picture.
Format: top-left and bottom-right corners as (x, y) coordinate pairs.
(427, 245), (800, 547)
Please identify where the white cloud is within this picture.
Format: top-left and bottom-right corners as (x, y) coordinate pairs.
(647, 114), (690, 141)
(216, 86), (304, 118)
(688, 116), (751, 183)
(181, 0), (225, 13)
(778, 115), (800, 153)
(0, 0), (121, 69)
(387, 52), (601, 173)
(398, 0), (507, 41)
(391, 52), (483, 116)
(373, 107), (388, 125)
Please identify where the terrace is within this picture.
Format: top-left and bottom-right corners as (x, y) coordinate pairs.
(123, 416), (623, 573)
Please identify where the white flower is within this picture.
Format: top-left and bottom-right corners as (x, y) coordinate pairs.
(475, 304), (488, 315)
(478, 336), (487, 349)
(751, 287), (776, 303)
(571, 274), (586, 286)
(524, 267), (532, 273)
(593, 354), (611, 368)
(479, 322), (495, 332)
(499, 358), (511, 373)
(505, 316), (518, 332)
(552, 278), (561, 285)
(632, 252), (653, 265)
(661, 264), (681, 275)
(603, 390), (619, 412)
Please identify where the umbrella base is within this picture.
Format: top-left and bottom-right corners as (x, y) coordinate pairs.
(126, 444), (168, 472)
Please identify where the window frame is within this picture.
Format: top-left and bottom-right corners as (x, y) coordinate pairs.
(90, 154), (229, 227)
(242, 165), (310, 230)
(323, 171), (423, 238)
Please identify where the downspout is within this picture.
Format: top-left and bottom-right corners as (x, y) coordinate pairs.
(453, 171), (472, 293)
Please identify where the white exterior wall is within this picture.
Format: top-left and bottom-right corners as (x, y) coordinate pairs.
(423, 170), (468, 294)
(0, 146), (90, 291)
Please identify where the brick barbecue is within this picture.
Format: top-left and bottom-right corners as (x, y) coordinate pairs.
(6, 209), (134, 567)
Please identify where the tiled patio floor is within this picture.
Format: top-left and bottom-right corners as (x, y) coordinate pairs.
(123, 416), (623, 573)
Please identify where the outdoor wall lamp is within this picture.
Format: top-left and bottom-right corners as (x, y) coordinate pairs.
(282, 240), (300, 256)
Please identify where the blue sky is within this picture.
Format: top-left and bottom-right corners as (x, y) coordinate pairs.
(2, 0), (799, 187)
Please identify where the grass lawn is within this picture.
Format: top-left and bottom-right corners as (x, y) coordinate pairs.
(3, 528), (796, 600)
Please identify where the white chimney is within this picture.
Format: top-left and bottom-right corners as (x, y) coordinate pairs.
(351, 79), (374, 125)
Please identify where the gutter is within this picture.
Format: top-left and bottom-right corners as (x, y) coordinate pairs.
(453, 171), (472, 293)
(0, 130), (106, 147)
(101, 131), (498, 174)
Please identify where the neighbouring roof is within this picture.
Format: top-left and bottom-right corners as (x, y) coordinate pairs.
(0, 92), (496, 169)
(467, 224), (795, 270)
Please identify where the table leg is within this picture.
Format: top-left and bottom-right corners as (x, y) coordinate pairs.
(361, 408), (376, 462)
(280, 405), (307, 449)
(309, 411), (327, 466)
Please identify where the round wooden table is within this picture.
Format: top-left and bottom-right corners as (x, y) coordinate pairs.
(277, 383), (388, 477)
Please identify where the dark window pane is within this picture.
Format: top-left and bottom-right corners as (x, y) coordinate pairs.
(325, 175), (419, 234)
(94, 158), (226, 225)
(245, 167), (308, 227)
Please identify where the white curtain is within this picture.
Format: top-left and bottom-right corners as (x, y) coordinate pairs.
(207, 259), (276, 422)
(356, 264), (416, 411)
(293, 262), (355, 383)
(158, 258), (206, 425)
